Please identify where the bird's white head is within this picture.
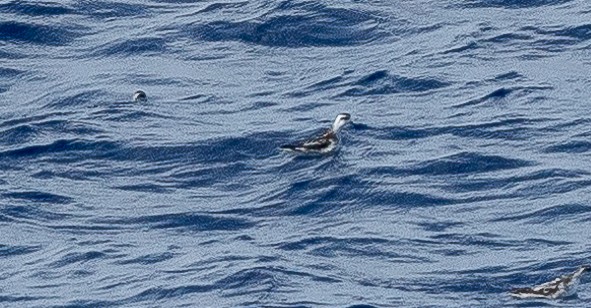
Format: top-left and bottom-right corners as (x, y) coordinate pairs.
(332, 113), (351, 133)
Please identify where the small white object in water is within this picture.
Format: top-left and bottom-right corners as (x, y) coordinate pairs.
(133, 90), (147, 102)
(510, 265), (590, 299)
(280, 113), (351, 154)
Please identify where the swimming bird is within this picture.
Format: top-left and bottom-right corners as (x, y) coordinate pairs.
(133, 90), (147, 102)
(280, 113), (351, 154)
(510, 265), (590, 299)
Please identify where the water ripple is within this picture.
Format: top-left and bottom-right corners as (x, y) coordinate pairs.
(340, 70), (449, 96)
(184, 1), (387, 47)
(0, 1), (74, 16)
(494, 203), (591, 223)
(94, 37), (168, 57)
(97, 212), (255, 232)
(405, 152), (532, 175)
(462, 0), (573, 9)
(0, 21), (81, 46)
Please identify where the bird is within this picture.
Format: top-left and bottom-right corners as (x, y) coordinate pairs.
(280, 113), (351, 154)
(510, 265), (590, 299)
(133, 90), (147, 102)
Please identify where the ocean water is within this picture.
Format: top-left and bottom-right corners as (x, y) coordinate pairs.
(1, 0), (591, 307)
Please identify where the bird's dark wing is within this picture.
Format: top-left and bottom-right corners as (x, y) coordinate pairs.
(281, 130), (335, 152)
(510, 283), (559, 297)
(301, 131), (334, 150)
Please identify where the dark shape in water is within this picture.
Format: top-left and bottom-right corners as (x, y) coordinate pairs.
(280, 113), (351, 154)
(510, 265), (590, 299)
(133, 90), (147, 102)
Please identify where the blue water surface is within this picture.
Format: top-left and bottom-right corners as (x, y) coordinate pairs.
(1, 0), (591, 307)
